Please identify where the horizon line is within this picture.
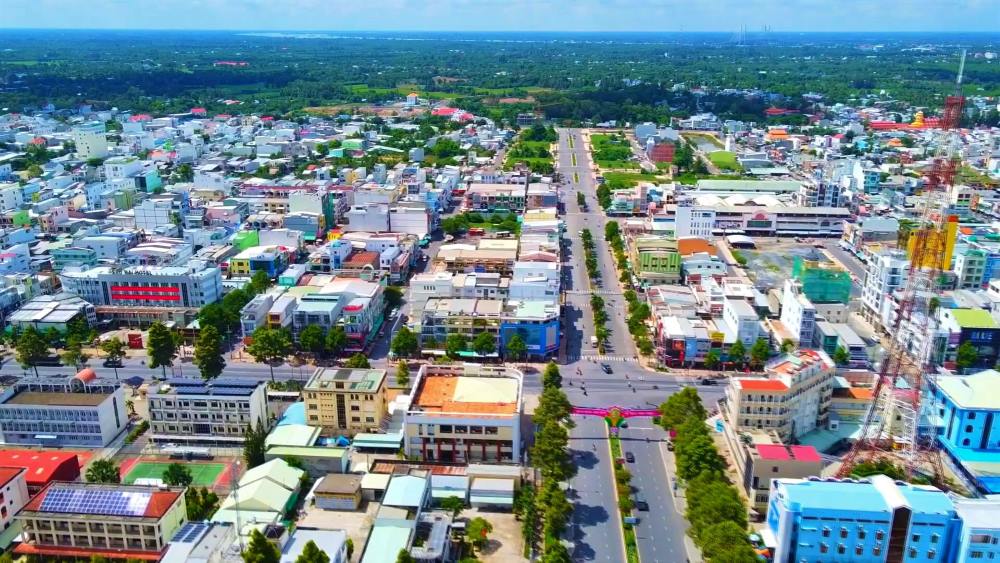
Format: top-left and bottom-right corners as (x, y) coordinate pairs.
(1, 27), (998, 34)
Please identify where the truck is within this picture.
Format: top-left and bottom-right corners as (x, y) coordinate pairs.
(591, 335), (598, 347)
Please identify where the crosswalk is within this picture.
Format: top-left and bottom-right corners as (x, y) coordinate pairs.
(564, 289), (623, 296)
(567, 353), (640, 364)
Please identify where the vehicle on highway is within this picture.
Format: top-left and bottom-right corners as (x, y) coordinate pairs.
(103, 358), (123, 368)
(666, 441), (675, 451)
(698, 377), (717, 385)
(591, 335), (598, 347)
(625, 451), (635, 463)
(635, 498), (649, 511)
(600, 363), (613, 374)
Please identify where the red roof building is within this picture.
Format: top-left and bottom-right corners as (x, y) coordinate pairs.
(0, 450), (80, 494)
(755, 444), (822, 463)
(16, 482), (187, 561)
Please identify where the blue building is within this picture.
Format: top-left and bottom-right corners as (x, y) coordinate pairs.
(499, 300), (560, 360)
(925, 370), (1000, 494)
(952, 499), (1000, 563)
(767, 475), (960, 563)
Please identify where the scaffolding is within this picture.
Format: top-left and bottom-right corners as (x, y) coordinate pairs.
(791, 257), (852, 304)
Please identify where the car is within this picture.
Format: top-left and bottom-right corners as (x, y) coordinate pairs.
(698, 377), (717, 386)
(103, 358), (123, 368)
(600, 363), (613, 374)
(635, 499), (649, 511)
(625, 451), (635, 463)
(666, 441), (675, 451)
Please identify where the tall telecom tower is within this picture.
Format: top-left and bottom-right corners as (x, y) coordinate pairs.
(837, 51), (967, 483)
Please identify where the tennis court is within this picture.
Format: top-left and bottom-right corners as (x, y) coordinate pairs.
(122, 461), (228, 487)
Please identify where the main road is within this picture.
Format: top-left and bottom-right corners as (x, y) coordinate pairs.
(556, 127), (709, 562)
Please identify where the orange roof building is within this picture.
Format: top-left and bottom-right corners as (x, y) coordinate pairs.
(677, 237), (716, 257)
(405, 364), (523, 464)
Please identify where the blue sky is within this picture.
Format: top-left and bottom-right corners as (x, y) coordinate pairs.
(2, 0), (998, 32)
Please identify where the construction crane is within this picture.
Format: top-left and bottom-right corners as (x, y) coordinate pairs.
(837, 51), (966, 482)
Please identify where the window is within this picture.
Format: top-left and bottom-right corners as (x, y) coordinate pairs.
(964, 439), (971, 446)
(837, 544), (846, 555)
(912, 534), (920, 542)
(454, 426), (468, 434)
(970, 552), (982, 559)
(876, 531), (885, 541)
(819, 543), (828, 554)
(856, 545), (863, 556)
(858, 529), (867, 540)
(931, 534), (939, 544)
(773, 466), (779, 473)
(909, 548), (917, 558)
(966, 425), (974, 433)
(822, 527), (831, 538)
(440, 425), (453, 433)
(928, 550), (936, 559)
(969, 412), (976, 420)
(841, 527), (848, 539)
(874, 547), (882, 556)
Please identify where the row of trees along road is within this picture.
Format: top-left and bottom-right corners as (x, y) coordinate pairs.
(514, 362), (574, 563)
(658, 387), (759, 562)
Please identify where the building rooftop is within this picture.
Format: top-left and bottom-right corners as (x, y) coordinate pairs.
(3, 391), (109, 407)
(413, 375), (518, 415)
(949, 308), (998, 330)
(316, 474), (362, 496)
(755, 444), (821, 463)
(776, 475), (954, 515)
(736, 379), (789, 392)
(305, 368), (386, 393)
(22, 482), (183, 519)
(933, 370), (1000, 411)
(0, 450), (79, 486)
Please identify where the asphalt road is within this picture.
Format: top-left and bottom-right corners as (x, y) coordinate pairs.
(555, 127), (717, 562)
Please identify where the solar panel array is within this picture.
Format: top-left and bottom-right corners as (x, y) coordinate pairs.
(166, 377), (262, 396)
(40, 487), (152, 517)
(173, 521), (208, 543)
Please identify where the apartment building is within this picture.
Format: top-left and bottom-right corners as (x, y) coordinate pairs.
(419, 298), (503, 351)
(723, 349), (835, 442)
(404, 364), (523, 463)
(409, 272), (509, 313)
(148, 378), (268, 445)
(436, 246), (518, 276)
(0, 467), (30, 547)
(15, 482), (187, 561)
(72, 122), (109, 160)
(861, 249), (910, 324)
(303, 368), (388, 436)
(463, 183), (527, 213)
(720, 431), (823, 513)
(0, 378), (127, 447)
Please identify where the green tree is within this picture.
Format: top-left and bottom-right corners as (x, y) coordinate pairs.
(101, 337), (127, 363)
(248, 270), (272, 295)
(675, 430), (726, 480)
(295, 540), (330, 563)
(15, 326), (50, 377)
(780, 338), (795, 354)
(186, 486), (220, 521)
(506, 333), (527, 361)
(531, 420), (572, 481)
(445, 333), (467, 359)
(541, 543), (572, 563)
(344, 353), (370, 369)
(298, 325), (327, 358)
(90, 556), (110, 563)
(703, 349), (721, 370)
(194, 325), (226, 381)
(749, 338), (770, 369)
(542, 360), (562, 389)
(699, 521), (757, 561)
(956, 341), (979, 371)
(60, 339), (88, 370)
(85, 459), (120, 484)
(390, 326), (420, 358)
(325, 325), (348, 357)
(395, 549), (414, 563)
(384, 286), (404, 310)
(243, 419), (267, 469)
(471, 331), (496, 356)
(345, 538), (355, 561)
(659, 387), (708, 431)
(534, 385), (572, 426)
(727, 340), (746, 365)
(576, 191), (586, 207)
(147, 321), (178, 379)
(396, 361), (410, 387)
(439, 495), (466, 518)
(247, 327), (292, 382)
(163, 462), (193, 487)
(243, 528), (280, 563)
(833, 345), (851, 367)
(467, 517), (493, 551)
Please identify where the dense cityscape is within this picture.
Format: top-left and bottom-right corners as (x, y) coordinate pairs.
(0, 6), (999, 563)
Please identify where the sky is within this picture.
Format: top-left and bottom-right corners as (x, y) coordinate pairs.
(2, 0), (999, 33)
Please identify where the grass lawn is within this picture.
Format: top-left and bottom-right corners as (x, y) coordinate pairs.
(595, 159), (640, 170)
(708, 150), (741, 171)
(124, 461), (227, 487)
(602, 171), (667, 188)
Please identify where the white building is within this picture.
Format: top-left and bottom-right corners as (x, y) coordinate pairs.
(0, 379), (128, 447)
(780, 279), (817, 345)
(134, 198), (175, 232)
(72, 122), (109, 160)
(148, 378), (269, 445)
(509, 261), (559, 304)
(861, 249), (910, 323)
(722, 296), (760, 346)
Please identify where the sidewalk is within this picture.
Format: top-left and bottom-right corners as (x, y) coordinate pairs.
(657, 441), (703, 563)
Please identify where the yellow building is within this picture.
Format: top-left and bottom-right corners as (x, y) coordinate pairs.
(907, 215), (957, 271)
(303, 368), (388, 436)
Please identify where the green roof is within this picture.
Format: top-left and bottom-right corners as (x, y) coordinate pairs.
(950, 308), (998, 329)
(361, 524), (412, 563)
(265, 445), (348, 459)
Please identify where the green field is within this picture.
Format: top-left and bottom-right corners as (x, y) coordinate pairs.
(602, 171), (669, 188)
(589, 133), (639, 170)
(708, 151), (741, 171)
(124, 461), (227, 487)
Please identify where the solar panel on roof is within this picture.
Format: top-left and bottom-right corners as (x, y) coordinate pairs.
(212, 378), (261, 388)
(211, 387), (254, 396)
(174, 386), (209, 395)
(40, 487), (151, 517)
(166, 378), (203, 386)
(173, 521), (208, 543)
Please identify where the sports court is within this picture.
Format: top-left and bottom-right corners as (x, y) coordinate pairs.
(121, 460), (229, 487)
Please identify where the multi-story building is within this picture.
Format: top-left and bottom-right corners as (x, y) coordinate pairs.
(721, 296), (760, 347)
(954, 248), (988, 290)
(303, 368), (388, 436)
(72, 121), (109, 160)
(409, 272), (509, 313)
(499, 299), (561, 359)
(419, 298), (502, 352)
(15, 482), (187, 561)
(404, 364), (523, 463)
(436, 245), (518, 276)
(228, 245), (292, 278)
(148, 378), (268, 445)
(861, 249), (910, 324)
(767, 475), (961, 563)
(952, 498), (1000, 562)
(0, 377), (127, 447)
(0, 467), (30, 547)
(50, 247), (98, 271)
(59, 262), (223, 325)
(721, 434), (823, 513)
(630, 235), (681, 284)
(722, 349), (834, 442)
(463, 183), (527, 213)
(6, 292), (97, 332)
(933, 308), (1000, 372)
(779, 279), (817, 345)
